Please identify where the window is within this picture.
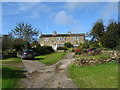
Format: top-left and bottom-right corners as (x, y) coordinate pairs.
(44, 38), (49, 41)
(56, 37), (59, 41)
(56, 37), (64, 41)
(74, 37), (79, 40)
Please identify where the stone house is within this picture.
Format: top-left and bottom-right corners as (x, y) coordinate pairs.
(40, 31), (85, 50)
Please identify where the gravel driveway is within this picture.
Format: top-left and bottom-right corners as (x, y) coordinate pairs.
(20, 52), (77, 88)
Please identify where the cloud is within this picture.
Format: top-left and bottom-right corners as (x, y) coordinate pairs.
(3, 2), (52, 18)
(19, 2), (39, 11)
(64, 2), (88, 12)
(55, 10), (77, 25)
(25, 3), (52, 18)
(3, 2), (39, 15)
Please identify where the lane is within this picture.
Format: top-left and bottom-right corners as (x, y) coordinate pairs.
(22, 59), (45, 73)
(21, 52), (77, 88)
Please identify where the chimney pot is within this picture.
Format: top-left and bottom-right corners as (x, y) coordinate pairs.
(68, 31), (71, 34)
(53, 31), (57, 35)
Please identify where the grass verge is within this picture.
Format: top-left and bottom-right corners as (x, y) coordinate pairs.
(68, 62), (118, 88)
(75, 54), (111, 59)
(1, 66), (26, 88)
(35, 52), (66, 65)
(0, 58), (21, 63)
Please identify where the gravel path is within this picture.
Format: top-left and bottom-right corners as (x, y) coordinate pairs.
(20, 52), (77, 88)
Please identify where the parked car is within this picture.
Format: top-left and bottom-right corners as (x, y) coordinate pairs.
(21, 50), (34, 59)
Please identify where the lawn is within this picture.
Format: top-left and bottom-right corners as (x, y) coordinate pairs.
(35, 52), (66, 65)
(68, 62), (118, 88)
(1, 66), (26, 88)
(0, 58), (21, 63)
(75, 54), (111, 59)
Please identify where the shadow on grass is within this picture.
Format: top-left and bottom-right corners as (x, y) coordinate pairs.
(2, 67), (27, 79)
(22, 58), (44, 61)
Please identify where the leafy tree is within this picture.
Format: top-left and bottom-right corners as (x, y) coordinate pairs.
(11, 22), (39, 51)
(30, 40), (39, 48)
(2, 34), (14, 51)
(90, 19), (105, 42)
(11, 22), (39, 42)
(13, 38), (24, 52)
(64, 42), (73, 48)
(2, 34), (17, 58)
(101, 21), (118, 48)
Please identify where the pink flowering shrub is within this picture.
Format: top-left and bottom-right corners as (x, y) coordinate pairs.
(74, 49), (82, 55)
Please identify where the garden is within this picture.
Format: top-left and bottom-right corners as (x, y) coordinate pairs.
(67, 40), (119, 88)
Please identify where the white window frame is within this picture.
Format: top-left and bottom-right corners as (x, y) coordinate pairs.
(74, 37), (79, 40)
(44, 38), (49, 41)
(56, 37), (64, 41)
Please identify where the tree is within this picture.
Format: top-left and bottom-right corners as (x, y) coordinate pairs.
(2, 34), (14, 51)
(30, 40), (39, 48)
(90, 19), (105, 42)
(2, 34), (17, 58)
(11, 22), (39, 42)
(11, 22), (39, 50)
(13, 38), (24, 52)
(64, 42), (73, 48)
(101, 21), (118, 48)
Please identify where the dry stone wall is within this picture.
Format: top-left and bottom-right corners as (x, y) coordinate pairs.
(75, 50), (120, 67)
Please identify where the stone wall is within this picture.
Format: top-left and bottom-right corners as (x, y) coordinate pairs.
(75, 50), (120, 67)
(100, 50), (120, 57)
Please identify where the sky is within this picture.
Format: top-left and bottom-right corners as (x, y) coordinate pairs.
(1, 1), (118, 37)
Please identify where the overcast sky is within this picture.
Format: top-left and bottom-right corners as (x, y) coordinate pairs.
(2, 2), (118, 35)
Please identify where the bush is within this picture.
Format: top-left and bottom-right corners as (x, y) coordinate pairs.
(74, 49), (82, 55)
(57, 47), (67, 50)
(3, 49), (17, 58)
(78, 42), (89, 52)
(34, 45), (54, 55)
(64, 42), (73, 48)
(41, 46), (54, 55)
(57, 47), (68, 52)
(114, 44), (120, 51)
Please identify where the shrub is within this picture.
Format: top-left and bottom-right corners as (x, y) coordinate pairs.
(3, 49), (17, 58)
(34, 45), (54, 55)
(74, 49), (82, 55)
(78, 42), (89, 53)
(57, 47), (68, 52)
(114, 44), (120, 51)
(57, 47), (67, 50)
(64, 42), (73, 48)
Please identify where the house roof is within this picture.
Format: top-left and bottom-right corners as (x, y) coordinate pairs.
(40, 33), (85, 37)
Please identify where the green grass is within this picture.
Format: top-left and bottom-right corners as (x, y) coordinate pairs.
(1, 66), (25, 88)
(75, 54), (111, 59)
(68, 62), (118, 88)
(0, 58), (21, 63)
(35, 52), (66, 65)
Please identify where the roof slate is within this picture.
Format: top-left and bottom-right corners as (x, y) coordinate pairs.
(40, 33), (85, 37)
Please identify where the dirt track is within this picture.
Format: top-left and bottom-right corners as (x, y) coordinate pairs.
(20, 52), (77, 88)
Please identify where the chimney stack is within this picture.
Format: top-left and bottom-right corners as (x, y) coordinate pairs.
(40, 32), (42, 36)
(53, 31), (57, 35)
(68, 31), (71, 35)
